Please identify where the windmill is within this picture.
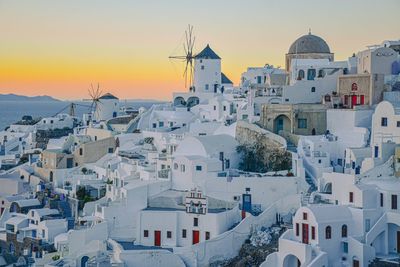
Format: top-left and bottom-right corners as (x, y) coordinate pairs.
(83, 83), (103, 121)
(169, 25), (196, 89)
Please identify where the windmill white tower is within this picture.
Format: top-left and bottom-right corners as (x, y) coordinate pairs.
(84, 84), (119, 122)
(193, 44), (222, 93)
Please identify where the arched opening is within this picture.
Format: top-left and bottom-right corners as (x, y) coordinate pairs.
(273, 115), (291, 134)
(283, 254), (301, 267)
(341, 224), (347, 237)
(49, 171), (54, 183)
(323, 183), (332, 194)
(325, 226), (332, 239)
(81, 256), (89, 267)
(297, 70), (305, 80)
(187, 96), (200, 108)
(173, 97), (186, 106)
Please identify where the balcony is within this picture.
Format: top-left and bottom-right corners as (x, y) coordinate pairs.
(158, 169), (170, 179)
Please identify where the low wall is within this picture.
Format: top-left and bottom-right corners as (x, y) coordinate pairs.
(173, 194), (300, 267)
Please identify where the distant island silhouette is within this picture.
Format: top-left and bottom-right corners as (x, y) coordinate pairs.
(0, 93), (60, 102)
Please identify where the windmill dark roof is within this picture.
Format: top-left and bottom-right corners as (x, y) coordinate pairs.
(195, 44), (221, 59)
(99, 93), (118, 100)
(221, 73), (233, 84)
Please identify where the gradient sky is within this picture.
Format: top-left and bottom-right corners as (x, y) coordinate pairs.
(0, 0), (399, 100)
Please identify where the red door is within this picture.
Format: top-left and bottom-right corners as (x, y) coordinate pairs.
(192, 230), (200, 244)
(360, 95), (365, 105)
(302, 223), (309, 244)
(351, 95), (357, 108)
(154, 230), (161, 246)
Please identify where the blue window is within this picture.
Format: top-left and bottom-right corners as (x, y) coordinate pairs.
(159, 121), (164, 127)
(257, 76), (262, 84)
(152, 123), (156, 128)
(307, 69), (316, 80)
(205, 84), (209, 90)
(196, 165), (202, 171)
(381, 117), (388, 127)
(298, 119), (307, 129)
(374, 146), (379, 158)
(343, 242), (348, 253)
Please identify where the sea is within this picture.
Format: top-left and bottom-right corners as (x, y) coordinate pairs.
(0, 100), (161, 130)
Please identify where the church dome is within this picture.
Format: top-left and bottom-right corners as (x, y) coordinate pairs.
(288, 33), (331, 54)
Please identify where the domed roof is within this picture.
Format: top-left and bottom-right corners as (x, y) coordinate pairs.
(99, 93), (118, 100)
(288, 33), (331, 54)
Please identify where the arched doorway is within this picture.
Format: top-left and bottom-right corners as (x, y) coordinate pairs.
(323, 183), (332, 194)
(187, 96), (200, 108)
(81, 256), (89, 267)
(173, 97), (186, 106)
(274, 115), (291, 134)
(283, 254), (301, 267)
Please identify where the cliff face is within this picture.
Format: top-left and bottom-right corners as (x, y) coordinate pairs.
(235, 120), (286, 149)
(235, 121), (292, 173)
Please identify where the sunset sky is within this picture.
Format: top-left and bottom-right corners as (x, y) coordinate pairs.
(0, 0), (399, 100)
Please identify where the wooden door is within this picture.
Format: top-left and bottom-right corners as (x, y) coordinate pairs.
(360, 95), (365, 105)
(192, 230), (200, 245)
(353, 259), (359, 267)
(302, 223), (309, 244)
(154, 230), (161, 246)
(351, 95), (357, 108)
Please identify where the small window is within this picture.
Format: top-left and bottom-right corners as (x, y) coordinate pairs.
(298, 69), (305, 80)
(182, 229), (187, 238)
(381, 117), (388, 127)
(159, 121), (164, 127)
(311, 87), (316, 92)
(392, 194), (398, 210)
(295, 223), (299, 236)
(144, 230), (149, 237)
(180, 165), (186, 172)
(213, 105), (216, 110)
(196, 165), (202, 171)
(194, 218), (199, 227)
(397, 121), (400, 127)
(343, 242), (348, 253)
(108, 148), (113, 153)
(152, 123), (157, 128)
(325, 226), (331, 239)
(174, 163), (178, 170)
(223, 106), (226, 111)
(311, 226), (315, 240)
(205, 84), (209, 90)
(167, 231), (172, 238)
(201, 65), (204, 70)
(349, 192), (354, 203)
(79, 148), (83, 156)
(298, 119), (307, 129)
(303, 212), (307, 220)
(342, 225), (347, 237)
(380, 193), (384, 207)
(205, 231), (210, 240)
